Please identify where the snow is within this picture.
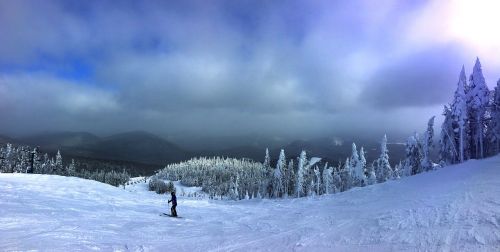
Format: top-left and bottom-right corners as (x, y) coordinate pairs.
(1, 155), (500, 251)
(308, 157), (322, 167)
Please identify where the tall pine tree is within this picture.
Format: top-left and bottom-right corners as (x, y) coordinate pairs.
(421, 116), (435, 171)
(439, 105), (459, 165)
(489, 80), (500, 154)
(451, 66), (469, 163)
(272, 149), (285, 198)
(467, 58), (490, 159)
(375, 134), (392, 182)
(403, 133), (423, 175)
(296, 151), (307, 197)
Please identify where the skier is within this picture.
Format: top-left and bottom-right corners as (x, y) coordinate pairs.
(168, 191), (177, 217)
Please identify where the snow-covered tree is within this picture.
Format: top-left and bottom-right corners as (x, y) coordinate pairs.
(403, 133), (423, 175)
(15, 146), (30, 173)
(353, 145), (367, 186)
(272, 149), (285, 198)
(322, 165), (334, 194)
(313, 165), (321, 195)
(350, 143), (359, 173)
(281, 157), (289, 198)
(359, 147), (367, 173)
(332, 163), (342, 193)
(66, 159), (76, 176)
(487, 80), (500, 155)
(31, 147), (43, 174)
(439, 105), (459, 165)
(394, 161), (403, 178)
(421, 116), (435, 171)
(55, 150), (64, 175)
(0, 143), (13, 173)
(451, 66), (469, 163)
(339, 158), (351, 191)
(287, 160), (295, 196)
(349, 143), (361, 187)
(374, 135), (392, 182)
(264, 148), (271, 169)
(296, 151), (308, 197)
(263, 148), (273, 197)
(467, 58), (490, 159)
(229, 176), (239, 200)
(365, 162), (377, 185)
(308, 179), (315, 197)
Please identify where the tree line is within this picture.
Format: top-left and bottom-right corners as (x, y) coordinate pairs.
(439, 58), (500, 165)
(0, 144), (130, 187)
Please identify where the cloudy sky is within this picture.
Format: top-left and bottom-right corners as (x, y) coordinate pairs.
(1, 0), (499, 145)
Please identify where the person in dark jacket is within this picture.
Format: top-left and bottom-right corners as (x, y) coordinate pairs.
(168, 191), (177, 217)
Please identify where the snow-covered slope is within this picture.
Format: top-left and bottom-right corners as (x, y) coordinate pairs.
(1, 156), (499, 251)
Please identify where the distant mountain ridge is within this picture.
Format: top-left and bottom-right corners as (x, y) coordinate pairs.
(17, 131), (189, 166)
(20, 131), (101, 148)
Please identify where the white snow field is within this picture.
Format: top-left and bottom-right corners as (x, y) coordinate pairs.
(1, 156), (499, 252)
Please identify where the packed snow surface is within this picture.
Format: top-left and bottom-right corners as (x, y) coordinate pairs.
(1, 156), (500, 251)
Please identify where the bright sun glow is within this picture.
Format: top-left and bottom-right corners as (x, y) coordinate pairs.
(447, 0), (500, 52)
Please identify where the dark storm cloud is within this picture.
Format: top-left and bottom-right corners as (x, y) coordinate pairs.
(1, 0), (499, 143)
(360, 47), (466, 109)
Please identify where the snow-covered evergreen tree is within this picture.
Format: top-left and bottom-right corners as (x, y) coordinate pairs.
(281, 156), (289, 198)
(16, 146), (30, 173)
(421, 116), (435, 171)
(340, 158), (351, 191)
(1, 144), (13, 172)
(66, 159), (76, 177)
(263, 148), (273, 197)
(332, 163), (342, 193)
(308, 179), (314, 197)
(350, 143), (361, 187)
(451, 66), (469, 163)
(313, 166), (321, 195)
(394, 161), (403, 178)
(359, 147), (367, 174)
(264, 148), (271, 169)
(322, 165), (334, 194)
(439, 105), (459, 165)
(467, 58), (490, 159)
(489, 80), (500, 155)
(296, 151), (307, 197)
(365, 162), (377, 185)
(272, 149), (285, 198)
(353, 145), (367, 186)
(32, 147), (43, 174)
(374, 135), (392, 182)
(403, 133), (423, 175)
(229, 176), (239, 200)
(55, 150), (63, 175)
(350, 143), (359, 173)
(287, 160), (295, 196)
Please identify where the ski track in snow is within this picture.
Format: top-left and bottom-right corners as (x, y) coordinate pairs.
(1, 156), (500, 251)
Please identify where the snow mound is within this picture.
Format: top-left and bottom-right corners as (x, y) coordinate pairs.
(308, 157), (322, 167)
(1, 155), (499, 251)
